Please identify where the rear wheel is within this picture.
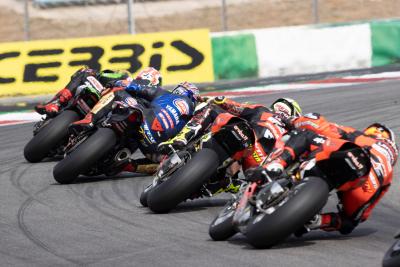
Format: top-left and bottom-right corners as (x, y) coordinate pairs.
(245, 177), (329, 248)
(53, 128), (117, 184)
(147, 148), (219, 213)
(24, 110), (80, 163)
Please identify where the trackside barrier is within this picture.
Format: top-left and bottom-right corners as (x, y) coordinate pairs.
(211, 19), (400, 80)
(0, 29), (214, 97)
(2, 20), (400, 97)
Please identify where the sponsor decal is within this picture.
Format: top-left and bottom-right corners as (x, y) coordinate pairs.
(371, 156), (386, 178)
(263, 128), (274, 139)
(161, 108), (174, 128)
(173, 99), (189, 115)
(294, 120), (319, 129)
(368, 173), (379, 190)
(0, 29), (214, 96)
(252, 143), (265, 163)
(233, 125), (248, 141)
(374, 141), (396, 166)
(157, 113), (169, 130)
(313, 137), (325, 144)
(347, 151), (364, 170)
(253, 153), (263, 162)
(86, 76), (104, 93)
(124, 97), (138, 108)
(142, 122), (156, 144)
(166, 105), (180, 124)
(92, 92), (114, 114)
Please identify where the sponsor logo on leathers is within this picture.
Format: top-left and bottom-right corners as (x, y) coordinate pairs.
(173, 99), (189, 115)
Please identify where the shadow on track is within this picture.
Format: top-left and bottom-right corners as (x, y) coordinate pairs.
(144, 198), (229, 214)
(217, 227), (378, 250)
(51, 173), (145, 185)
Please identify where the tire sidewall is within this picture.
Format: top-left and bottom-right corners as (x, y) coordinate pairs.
(209, 203), (237, 241)
(246, 176), (329, 248)
(147, 148), (219, 213)
(24, 110), (80, 163)
(53, 127), (117, 184)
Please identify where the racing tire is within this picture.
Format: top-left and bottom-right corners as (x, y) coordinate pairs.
(24, 110), (80, 163)
(147, 148), (219, 213)
(53, 128), (117, 184)
(245, 176), (329, 248)
(209, 204), (237, 241)
(139, 185), (153, 207)
(382, 238), (400, 267)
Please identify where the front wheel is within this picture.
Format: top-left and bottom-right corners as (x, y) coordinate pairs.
(209, 201), (237, 241)
(382, 238), (400, 267)
(147, 148), (219, 213)
(245, 176), (329, 248)
(53, 128), (117, 184)
(139, 184), (154, 207)
(24, 110), (80, 163)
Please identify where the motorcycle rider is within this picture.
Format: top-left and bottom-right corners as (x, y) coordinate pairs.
(247, 120), (398, 236)
(69, 67), (200, 175)
(157, 96), (302, 194)
(35, 67), (131, 117)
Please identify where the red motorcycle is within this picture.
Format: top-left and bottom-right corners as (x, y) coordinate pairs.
(142, 112), (256, 214)
(209, 140), (370, 248)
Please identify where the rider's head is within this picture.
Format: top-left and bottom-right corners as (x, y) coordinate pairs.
(271, 98), (302, 119)
(172, 82), (200, 103)
(135, 67), (162, 86)
(364, 123), (398, 164)
(364, 123), (396, 143)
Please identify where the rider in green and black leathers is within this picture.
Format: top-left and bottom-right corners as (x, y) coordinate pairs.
(35, 67), (131, 117)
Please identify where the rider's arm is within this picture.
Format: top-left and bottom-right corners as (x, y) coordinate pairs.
(125, 80), (165, 102)
(65, 68), (97, 93)
(158, 103), (219, 152)
(213, 96), (266, 118)
(267, 129), (324, 167)
(175, 103), (218, 141)
(291, 113), (358, 140)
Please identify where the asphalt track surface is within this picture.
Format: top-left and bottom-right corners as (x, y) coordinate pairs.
(1, 80), (400, 267)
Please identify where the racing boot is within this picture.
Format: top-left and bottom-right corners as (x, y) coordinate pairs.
(205, 172), (242, 196)
(35, 88), (72, 117)
(105, 158), (158, 176)
(69, 112), (94, 134)
(294, 213), (342, 237)
(125, 158), (158, 174)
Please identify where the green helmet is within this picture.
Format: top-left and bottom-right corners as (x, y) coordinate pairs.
(97, 69), (131, 87)
(271, 98), (302, 118)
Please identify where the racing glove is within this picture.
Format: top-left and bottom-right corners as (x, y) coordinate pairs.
(158, 124), (201, 154)
(158, 136), (188, 155)
(125, 81), (143, 93)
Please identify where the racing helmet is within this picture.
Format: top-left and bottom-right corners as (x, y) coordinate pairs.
(364, 123), (396, 143)
(172, 82), (200, 102)
(271, 97), (302, 118)
(135, 67), (162, 86)
(97, 69), (131, 87)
